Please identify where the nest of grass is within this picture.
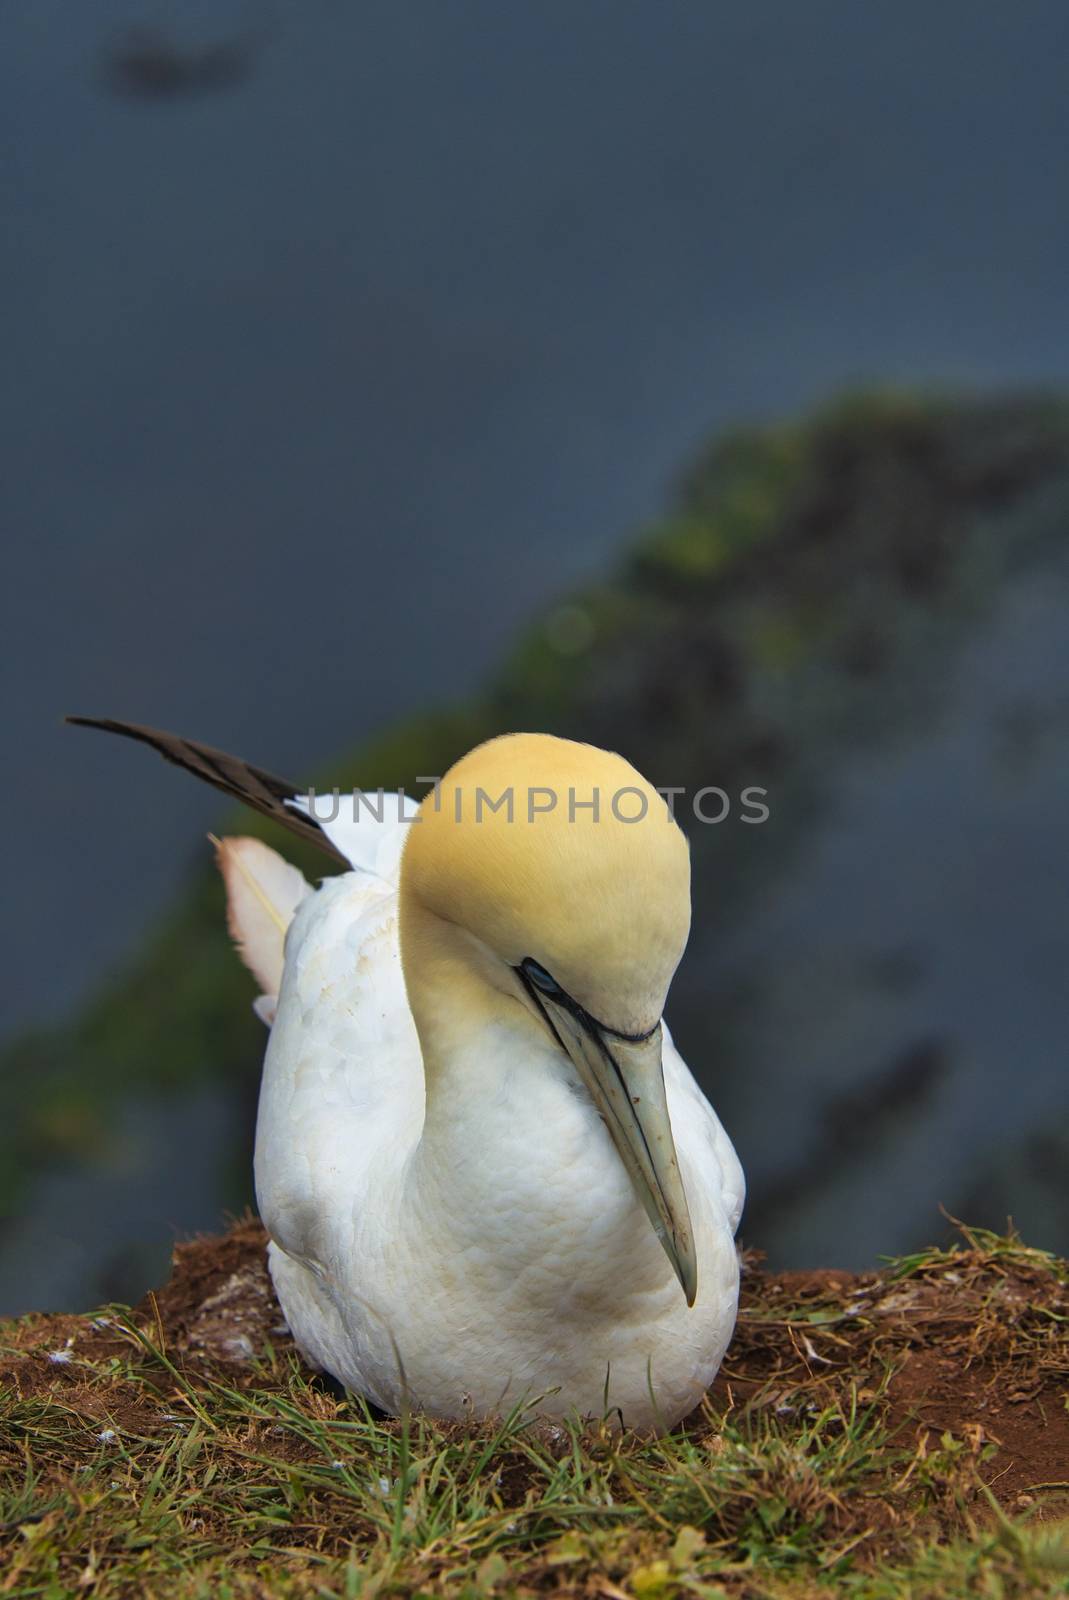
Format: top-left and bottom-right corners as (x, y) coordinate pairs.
(1, 1219), (1067, 1597)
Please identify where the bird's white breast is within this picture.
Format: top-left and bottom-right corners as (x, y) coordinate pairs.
(255, 870), (743, 1432)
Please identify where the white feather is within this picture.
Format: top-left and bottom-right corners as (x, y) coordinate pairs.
(286, 789), (418, 878)
(254, 864), (743, 1432)
(213, 836), (311, 1003)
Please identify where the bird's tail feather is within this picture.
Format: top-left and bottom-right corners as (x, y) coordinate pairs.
(212, 834), (311, 1021)
(66, 715), (348, 863)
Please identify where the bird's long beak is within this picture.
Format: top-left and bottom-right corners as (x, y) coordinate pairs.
(535, 997), (698, 1306)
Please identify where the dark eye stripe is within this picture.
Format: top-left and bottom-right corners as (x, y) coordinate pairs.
(517, 956), (660, 1045)
(520, 958), (564, 997)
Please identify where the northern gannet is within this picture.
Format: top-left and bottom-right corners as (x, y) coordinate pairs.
(71, 718), (744, 1432)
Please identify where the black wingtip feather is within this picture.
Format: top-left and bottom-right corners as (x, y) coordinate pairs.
(66, 714), (348, 863)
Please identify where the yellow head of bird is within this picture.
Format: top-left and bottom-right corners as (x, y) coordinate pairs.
(400, 733), (691, 1034)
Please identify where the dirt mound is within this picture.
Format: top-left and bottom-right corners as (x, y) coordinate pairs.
(144, 1215), (285, 1363)
(711, 1250), (1069, 1516)
(0, 1220), (289, 1437)
(3, 1221), (1066, 1522)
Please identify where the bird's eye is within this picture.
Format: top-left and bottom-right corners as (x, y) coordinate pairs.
(521, 959), (564, 997)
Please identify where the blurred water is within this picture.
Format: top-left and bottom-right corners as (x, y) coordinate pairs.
(7, 512), (1069, 1310)
(4, 0), (1069, 1039)
(0, 1087), (242, 1312)
(686, 538), (1069, 1265)
(4, 3), (1069, 1308)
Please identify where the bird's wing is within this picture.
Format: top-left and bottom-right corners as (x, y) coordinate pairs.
(68, 714), (420, 879)
(64, 716), (378, 865)
(253, 870), (423, 1273)
(286, 790), (419, 880)
(63, 715), (346, 859)
(663, 1022), (745, 1236)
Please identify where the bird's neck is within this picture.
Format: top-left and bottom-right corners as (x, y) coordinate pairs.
(398, 892), (587, 1181)
(396, 890), (678, 1315)
(399, 892), (536, 1100)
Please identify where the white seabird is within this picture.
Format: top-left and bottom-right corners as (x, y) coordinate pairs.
(72, 718), (744, 1432)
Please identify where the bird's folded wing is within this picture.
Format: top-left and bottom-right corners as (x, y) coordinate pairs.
(254, 873), (423, 1267)
(287, 791), (419, 882)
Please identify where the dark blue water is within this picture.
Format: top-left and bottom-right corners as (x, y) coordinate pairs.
(4, 3), (1069, 1311)
(4, 0), (1069, 1037)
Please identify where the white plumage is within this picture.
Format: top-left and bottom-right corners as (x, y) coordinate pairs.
(229, 783), (744, 1433)
(72, 714), (745, 1434)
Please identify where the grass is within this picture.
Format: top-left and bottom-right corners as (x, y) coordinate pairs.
(2, 1222), (1067, 1596)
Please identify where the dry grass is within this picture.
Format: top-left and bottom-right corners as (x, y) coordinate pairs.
(1, 1220), (1067, 1597)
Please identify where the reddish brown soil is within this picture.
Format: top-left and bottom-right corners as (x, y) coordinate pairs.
(3, 1221), (1066, 1520)
(710, 1253), (1069, 1514)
